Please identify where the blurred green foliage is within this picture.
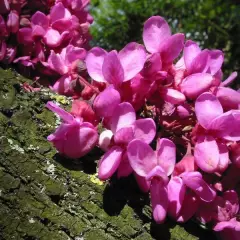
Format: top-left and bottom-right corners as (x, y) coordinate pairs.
(90, 0), (240, 82)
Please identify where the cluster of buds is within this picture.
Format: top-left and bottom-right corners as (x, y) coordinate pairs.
(47, 15), (240, 239)
(0, 0), (93, 97)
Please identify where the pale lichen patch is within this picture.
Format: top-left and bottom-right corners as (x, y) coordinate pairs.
(29, 218), (35, 223)
(7, 138), (25, 154)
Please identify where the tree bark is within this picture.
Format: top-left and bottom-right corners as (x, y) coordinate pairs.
(0, 68), (217, 240)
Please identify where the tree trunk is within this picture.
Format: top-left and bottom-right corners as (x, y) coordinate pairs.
(0, 68), (216, 240)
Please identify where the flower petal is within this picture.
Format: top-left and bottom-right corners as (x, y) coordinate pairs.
(194, 135), (219, 173)
(17, 28), (33, 44)
(195, 92), (223, 129)
(102, 50), (124, 86)
(98, 146), (123, 180)
(188, 49), (209, 74)
(118, 42), (146, 81)
(176, 191), (199, 223)
(210, 110), (240, 141)
(143, 16), (171, 53)
(214, 218), (239, 231)
(180, 73), (214, 99)
(117, 152), (133, 178)
(208, 50), (224, 75)
(181, 171), (216, 202)
(110, 102), (136, 133)
(168, 177), (186, 220)
(50, 2), (71, 23)
(134, 174), (150, 193)
(133, 118), (156, 144)
(114, 127), (134, 145)
(156, 138), (176, 176)
(93, 87), (121, 118)
(46, 101), (74, 123)
(65, 45), (87, 65)
(159, 33), (185, 63)
(50, 75), (73, 96)
(85, 47), (107, 82)
(216, 87), (240, 110)
(161, 88), (186, 105)
(44, 28), (69, 47)
(31, 11), (49, 30)
(127, 139), (157, 177)
(217, 142), (229, 173)
(146, 166), (169, 185)
(150, 179), (168, 223)
(48, 50), (68, 75)
(64, 124), (98, 158)
(183, 40), (201, 70)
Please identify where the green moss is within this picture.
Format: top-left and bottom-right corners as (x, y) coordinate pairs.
(85, 229), (115, 240)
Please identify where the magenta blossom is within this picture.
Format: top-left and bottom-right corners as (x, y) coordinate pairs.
(127, 138), (176, 223)
(182, 40), (224, 76)
(46, 101), (98, 159)
(86, 42), (146, 87)
(18, 3), (72, 48)
(174, 40), (224, 99)
(98, 102), (156, 180)
(194, 92), (240, 173)
(198, 190), (240, 240)
(143, 16), (184, 66)
(168, 171), (216, 222)
(47, 44), (86, 95)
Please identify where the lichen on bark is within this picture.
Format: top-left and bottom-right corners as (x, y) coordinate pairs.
(0, 68), (216, 240)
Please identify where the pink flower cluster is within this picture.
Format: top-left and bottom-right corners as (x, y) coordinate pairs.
(44, 14), (240, 239)
(0, 0), (93, 96)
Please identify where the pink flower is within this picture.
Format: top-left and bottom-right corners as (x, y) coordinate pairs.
(194, 92), (240, 173)
(46, 101), (98, 159)
(47, 44), (86, 95)
(143, 16), (185, 66)
(176, 40), (224, 99)
(127, 138), (176, 223)
(168, 172), (216, 222)
(214, 218), (240, 240)
(86, 43), (146, 87)
(18, 3), (72, 47)
(210, 191), (240, 240)
(6, 10), (19, 33)
(183, 40), (224, 76)
(98, 102), (156, 180)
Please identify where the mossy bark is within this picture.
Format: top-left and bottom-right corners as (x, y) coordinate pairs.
(0, 68), (217, 240)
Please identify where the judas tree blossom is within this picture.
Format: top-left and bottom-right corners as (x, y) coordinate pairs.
(86, 42), (146, 87)
(168, 171), (216, 222)
(173, 40), (224, 99)
(168, 144), (216, 222)
(47, 44), (87, 95)
(18, 3), (74, 48)
(46, 101), (98, 159)
(127, 138), (176, 223)
(143, 16), (185, 67)
(198, 190), (240, 240)
(194, 92), (240, 173)
(98, 102), (156, 180)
